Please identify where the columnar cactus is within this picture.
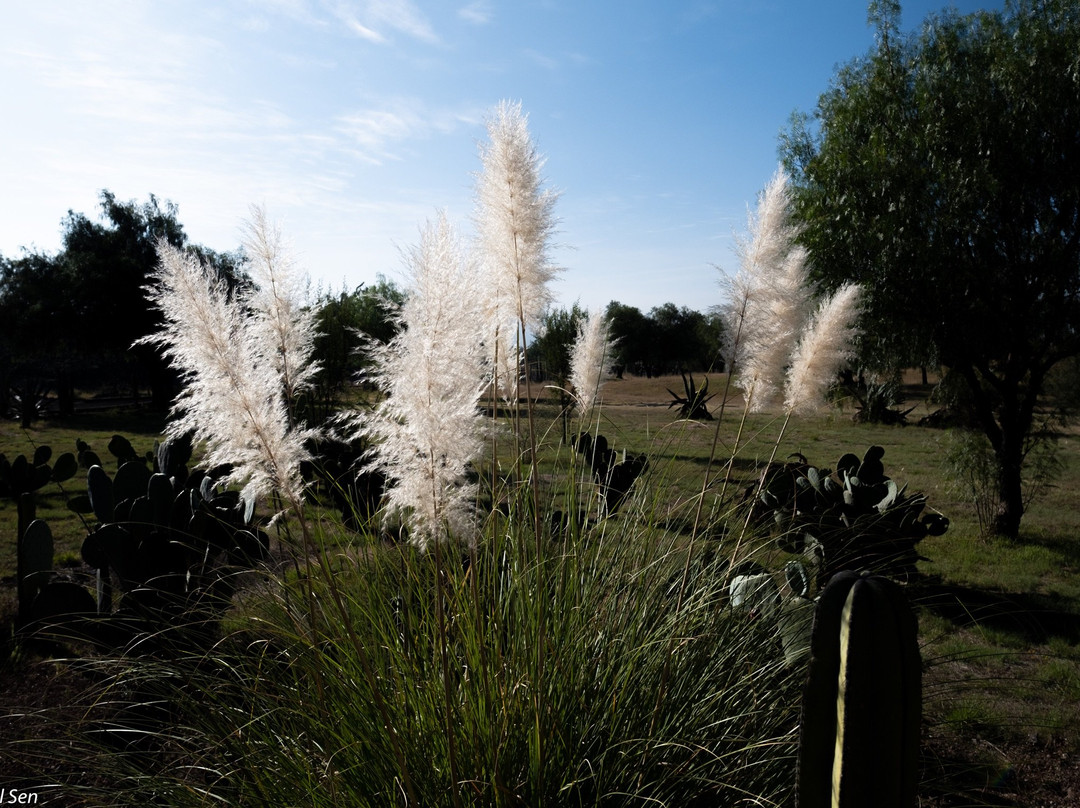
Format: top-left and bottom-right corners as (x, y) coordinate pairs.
(797, 570), (921, 808)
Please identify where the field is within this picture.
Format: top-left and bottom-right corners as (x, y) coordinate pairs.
(2, 372), (1080, 805)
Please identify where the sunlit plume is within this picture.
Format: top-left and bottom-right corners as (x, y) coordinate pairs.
(723, 168), (814, 411)
(474, 99), (560, 393)
(359, 212), (487, 548)
(569, 309), (612, 415)
(141, 241), (314, 508)
(784, 282), (862, 415)
(241, 204), (320, 412)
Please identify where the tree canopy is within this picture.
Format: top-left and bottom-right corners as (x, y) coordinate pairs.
(0, 191), (245, 418)
(0, 192), (414, 424)
(310, 276), (407, 414)
(530, 304), (587, 385)
(781, 0), (1080, 536)
(604, 301), (723, 377)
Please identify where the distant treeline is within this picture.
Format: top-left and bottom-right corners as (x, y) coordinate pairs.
(0, 190), (723, 427)
(528, 302), (723, 385)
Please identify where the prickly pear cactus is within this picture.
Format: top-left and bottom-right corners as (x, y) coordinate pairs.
(0, 445), (79, 498)
(797, 570), (921, 808)
(17, 517), (54, 623)
(10, 433), (271, 653)
(759, 445), (948, 587)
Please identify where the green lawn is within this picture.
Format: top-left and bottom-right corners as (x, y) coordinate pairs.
(2, 375), (1078, 803)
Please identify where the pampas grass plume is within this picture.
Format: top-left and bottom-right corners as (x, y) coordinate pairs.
(142, 242), (313, 508)
(241, 204), (320, 411)
(569, 309), (611, 415)
(360, 212), (487, 548)
(784, 282), (862, 414)
(475, 99), (560, 383)
(736, 167), (800, 280)
(739, 243), (814, 411)
(724, 168), (813, 411)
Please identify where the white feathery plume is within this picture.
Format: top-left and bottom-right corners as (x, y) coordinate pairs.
(474, 100), (560, 384)
(361, 212), (487, 548)
(241, 205), (320, 411)
(739, 244), (814, 410)
(569, 309), (611, 415)
(738, 168), (800, 277)
(141, 242), (312, 508)
(784, 282), (862, 414)
(723, 167), (813, 411)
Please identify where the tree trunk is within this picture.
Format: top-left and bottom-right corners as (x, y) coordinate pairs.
(958, 363), (1037, 540)
(18, 378), (38, 428)
(0, 364), (10, 418)
(58, 369), (76, 417)
(989, 380), (1025, 538)
(993, 442), (1025, 538)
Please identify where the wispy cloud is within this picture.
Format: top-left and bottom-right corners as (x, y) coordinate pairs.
(241, 0), (439, 44)
(340, 15), (385, 42)
(336, 109), (416, 161)
(1, 4), (433, 261)
(17, 31), (296, 144)
(523, 48), (560, 70)
(458, 1), (493, 25)
(520, 48), (593, 72)
(324, 0), (438, 44)
(336, 98), (482, 163)
(243, 0), (326, 30)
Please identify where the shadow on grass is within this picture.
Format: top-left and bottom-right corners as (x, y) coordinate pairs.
(920, 738), (1022, 808)
(38, 407), (168, 438)
(913, 579), (1080, 646)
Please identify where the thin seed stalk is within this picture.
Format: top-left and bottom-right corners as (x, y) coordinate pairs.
(728, 409), (792, 577)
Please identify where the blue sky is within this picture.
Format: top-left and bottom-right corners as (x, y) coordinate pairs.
(1, 0), (1001, 314)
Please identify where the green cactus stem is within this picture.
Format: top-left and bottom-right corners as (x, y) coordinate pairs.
(797, 570), (921, 808)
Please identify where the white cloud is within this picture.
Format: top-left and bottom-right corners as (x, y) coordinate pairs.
(0, 3), (515, 294)
(337, 109), (416, 162)
(458, 1), (493, 25)
(335, 99), (482, 163)
(323, 0), (438, 44)
(341, 16), (386, 42)
(369, 0), (438, 42)
(247, 0), (324, 24)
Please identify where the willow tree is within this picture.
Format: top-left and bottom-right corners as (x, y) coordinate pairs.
(782, 0), (1080, 537)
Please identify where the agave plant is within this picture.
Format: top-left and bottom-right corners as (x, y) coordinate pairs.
(666, 371), (715, 420)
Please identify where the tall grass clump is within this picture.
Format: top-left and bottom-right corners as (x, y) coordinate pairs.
(71, 501), (800, 807)
(17, 111), (846, 808)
